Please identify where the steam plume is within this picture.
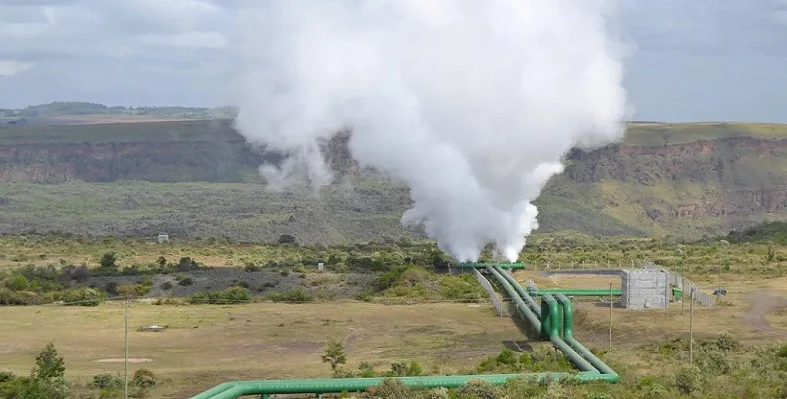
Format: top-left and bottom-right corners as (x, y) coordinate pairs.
(233, 0), (629, 261)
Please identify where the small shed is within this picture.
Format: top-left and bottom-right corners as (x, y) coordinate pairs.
(157, 233), (170, 244)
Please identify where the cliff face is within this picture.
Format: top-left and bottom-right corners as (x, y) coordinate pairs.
(0, 120), (785, 239)
(543, 135), (787, 237)
(0, 125), (357, 183)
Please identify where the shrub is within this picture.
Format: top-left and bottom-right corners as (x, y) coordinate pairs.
(674, 365), (704, 395)
(58, 287), (105, 306)
(178, 277), (194, 286)
(367, 378), (410, 399)
(278, 234), (296, 244)
(104, 281), (119, 296)
(244, 263), (261, 272)
(160, 281), (173, 290)
(189, 287), (252, 304)
(131, 368), (157, 389)
(269, 287), (313, 303)
(92, 373), (122, 390)
(6, 275), (30, 291)
(457, 379), (498, 399)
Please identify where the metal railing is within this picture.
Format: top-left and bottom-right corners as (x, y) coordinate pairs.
(472, 267), (507, 317)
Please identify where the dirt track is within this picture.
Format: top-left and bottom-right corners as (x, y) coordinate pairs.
(744, 293), (787, 336)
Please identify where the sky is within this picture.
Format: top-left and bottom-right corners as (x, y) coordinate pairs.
(0, 0), (785, 122)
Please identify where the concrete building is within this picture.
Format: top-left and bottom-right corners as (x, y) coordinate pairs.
(621, 269), (669, 309)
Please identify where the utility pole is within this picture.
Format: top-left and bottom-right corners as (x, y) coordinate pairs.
(608, 283), (613, 351)
(718, 266), (722, 292)
(125, 298), (129, 399)
(689, 288), (694, 364)
(681, 281), (685, 316)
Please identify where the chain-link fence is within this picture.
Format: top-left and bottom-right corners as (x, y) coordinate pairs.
(472, 267), (507, 317)
(665, 269), (715, 307)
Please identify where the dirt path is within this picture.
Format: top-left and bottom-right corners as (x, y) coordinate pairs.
(744, 293), (787, 336)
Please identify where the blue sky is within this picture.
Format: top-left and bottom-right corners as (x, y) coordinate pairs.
(0, 0), (785, 122)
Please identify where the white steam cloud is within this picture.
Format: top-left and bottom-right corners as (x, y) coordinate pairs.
(233, 0), (629, 262)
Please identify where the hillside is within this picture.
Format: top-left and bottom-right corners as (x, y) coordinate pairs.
(0, 120), (785, 242)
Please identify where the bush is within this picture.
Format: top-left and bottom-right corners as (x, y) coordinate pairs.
(457, 379), (499, 399)
(117, 284), (151, 298)
(178, 277), (194, 286)
(244, 263), (261, 272)
(92, 373), (122, 389)
(104, 281), (119, 296)
(99, 252), (118, 270)
(268, 287), (313, 303)
(131, 368), (157, 389)
(57, 287), (105, 306)
(278, 234), (296, 244)
(368, 378), (410, 399)
(189, 287), (252, 304)
(674, 365), (704, 395)
(160, 281), (173, 290)
(6, 275), (30, 291)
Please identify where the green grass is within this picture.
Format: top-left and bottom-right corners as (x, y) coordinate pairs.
(3, 119), (786, 146)
(0, 119), (238, 144)
(624, 122), (787, 146)
(0, 120), (785, 241)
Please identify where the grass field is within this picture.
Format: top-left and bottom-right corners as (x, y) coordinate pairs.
(2, 233), (787, 397)
(4, 272), (787, 397)
(0, 301), (523, 398)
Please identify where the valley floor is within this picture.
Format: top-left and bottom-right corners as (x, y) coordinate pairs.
(3, 272), (787, 398)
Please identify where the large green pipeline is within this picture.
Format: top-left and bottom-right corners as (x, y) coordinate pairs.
(492, 265), (541, 317)
(486, 266), (541, 332)
(455, 262), (527, 269)
(190, 372), (616, 399)
(486, 269), (598, 374)
(531, 288), (621, 297)
(190, 267), (620, 399)
(541, 294), (597, 373)
(555, 293), (617, 376)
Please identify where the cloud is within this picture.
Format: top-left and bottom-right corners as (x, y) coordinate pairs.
(0, 60), (35, 77)
(0, 0), (785, 123)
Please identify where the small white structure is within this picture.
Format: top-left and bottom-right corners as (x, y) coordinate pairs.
(157, 233), (169, 244)
(317, 262), (325, 271)
(621, 269), (669, 309)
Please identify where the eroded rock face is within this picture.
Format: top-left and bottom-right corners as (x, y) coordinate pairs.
(0, 120), (785, 239)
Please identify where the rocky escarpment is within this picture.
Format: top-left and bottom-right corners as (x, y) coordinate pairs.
(0, 120), (785, 239)
(0, 122), (357, 183)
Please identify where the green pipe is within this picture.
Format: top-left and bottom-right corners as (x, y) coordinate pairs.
(455, 262), (526, 269)
(555, 294), (617, 376)
(539, 294), (598, 373)
(532, 289), (621, 296)
(191, 372), (618, 399)
(542, 294), (563, 339)
(486, 266), (541, 332)
(492, 265), (541, 317)
(488, 270), (596, 374)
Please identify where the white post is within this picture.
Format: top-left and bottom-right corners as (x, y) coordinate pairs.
(125, 298), (129, 399)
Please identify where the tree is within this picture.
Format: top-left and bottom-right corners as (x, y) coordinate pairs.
(100, 252), (118, 269)
(31, 343), (69, 398)
(321, 338), (347, 371)
(6, 275), (29, 291)
(33, 343), (65, 381)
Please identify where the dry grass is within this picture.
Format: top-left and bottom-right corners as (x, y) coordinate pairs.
(506, 269), (787, 374)
(46, 114), (194, 124)
(516, 271), (787, 349)
(511, 270), (621, 290)
(0, 301), (522, 398)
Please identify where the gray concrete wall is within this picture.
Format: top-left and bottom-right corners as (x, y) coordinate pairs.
(621, 269), (669, 309)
